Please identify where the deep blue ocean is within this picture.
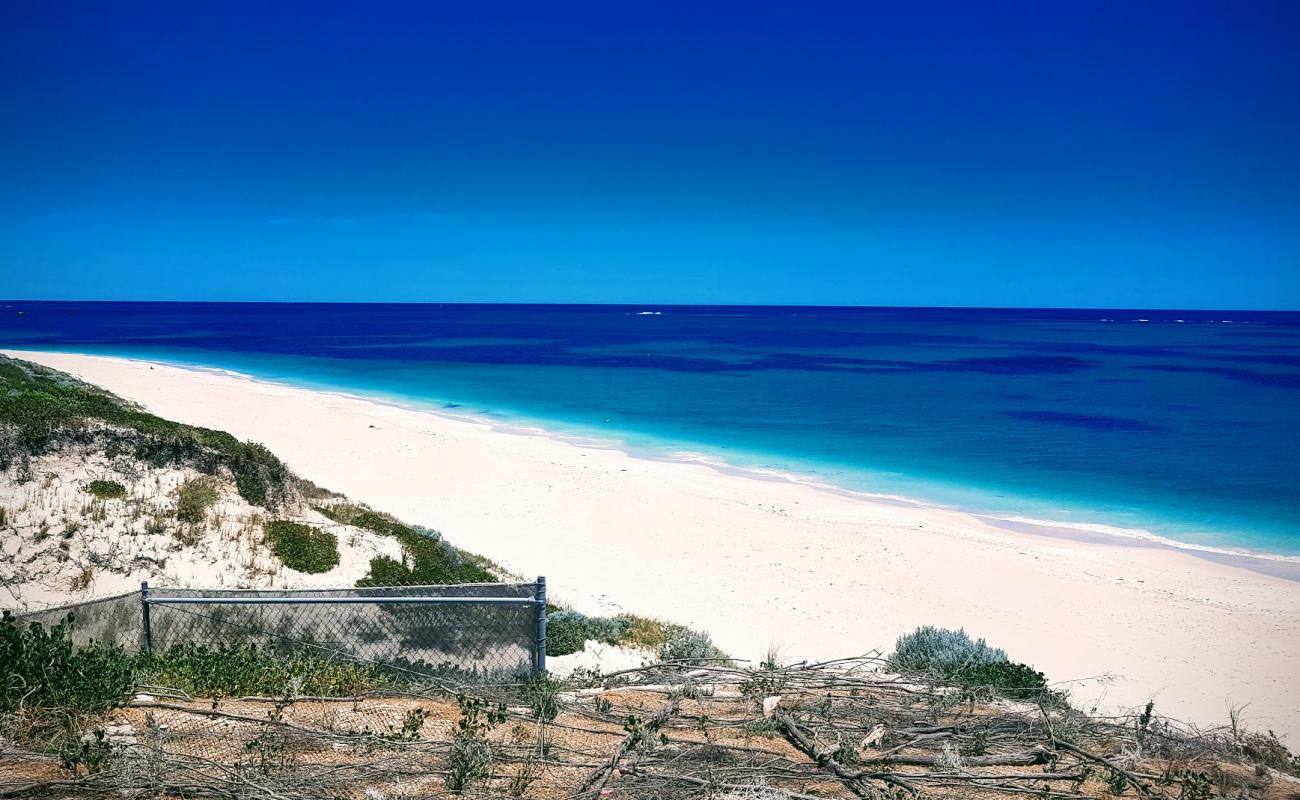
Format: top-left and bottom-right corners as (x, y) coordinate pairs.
(3, 301), (1299, 557)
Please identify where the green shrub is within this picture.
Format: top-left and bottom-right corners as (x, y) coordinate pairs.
(889, 626), (1007, 675)
(954, 660), (1047, 700)
(264, 521), (339, 573)
(137, 643), (384, 697)
(658, 625), (719, 663)
(85, 480), (126, 499)
(315, 503), (494, 585)
(176, 477), (219, 523)
(545, 611), (632, 656)
(546, 611), (591, 656)
(0, 611), (135, 716)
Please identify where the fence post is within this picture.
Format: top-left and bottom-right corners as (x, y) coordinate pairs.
(535, 576), (547, 673)
(140, 581), (153, 654)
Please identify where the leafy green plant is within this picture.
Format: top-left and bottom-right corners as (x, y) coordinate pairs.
(521, 673), (562, 721)
(953, 660), (1048, 700)
(176, 477), (219, 523)
(136, 643), (385, 697)
(85, 480), (126, 499)
(545, 611), (597, 656)
(263, 520), (339, 573)
(388, 707), (427, 741)
(0, 611), (135, 717)
(446, 694), (507, 792)
(59, 729), (114, 776)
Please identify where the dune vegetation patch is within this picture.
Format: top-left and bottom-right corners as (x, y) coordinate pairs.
(890, 625), (1053, 702)
(544, 609), (723, 662)
(314, 502), (494, 585)
(263, 520), (339, 574)
(85, 479), (126, 499)
(175, 477), (219, 523)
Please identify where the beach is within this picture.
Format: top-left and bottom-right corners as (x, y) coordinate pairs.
(8, 349), (1300, 740)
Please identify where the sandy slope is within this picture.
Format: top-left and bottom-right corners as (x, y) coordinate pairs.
(6, 349), (1299, 740)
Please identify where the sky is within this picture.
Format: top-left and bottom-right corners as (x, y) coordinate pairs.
(2, 1), (1298, 308)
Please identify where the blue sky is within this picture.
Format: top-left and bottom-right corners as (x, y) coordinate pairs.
(2, 1), (1298, 308)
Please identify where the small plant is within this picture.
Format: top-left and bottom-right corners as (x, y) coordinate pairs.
(69, 566), (94, 592)
(388, 707), (427, 740)
(522, 672), (561, 722)
(622, 713), (669, 751)
(242, 730), (294, 776)
(446, 694), (507, 793)
(59, 729), (114, 776)
(176, 477), (219, 523)
(507, 755), (541, 797)
(86, 479), (126, 499)
(264, 520), (340, 573)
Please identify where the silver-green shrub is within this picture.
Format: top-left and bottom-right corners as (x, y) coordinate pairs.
(889, 626), (1007, 674)
(659, 626), (716, 662)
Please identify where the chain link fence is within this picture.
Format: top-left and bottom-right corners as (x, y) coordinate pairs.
(18, 579), (548, 682)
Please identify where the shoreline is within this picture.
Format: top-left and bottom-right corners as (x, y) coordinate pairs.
(10, 346), (1300, 577)
(5, 348), (1300, 738)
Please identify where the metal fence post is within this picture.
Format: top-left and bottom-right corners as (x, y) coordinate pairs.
(140, 581), (153, 654)
(535, 576), (547, 673)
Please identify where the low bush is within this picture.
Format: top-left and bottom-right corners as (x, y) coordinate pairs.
(890, 625), (1058, 702)
(659, 625), (720, 662)
(545, 611), (632, 656)
(0, 611), (135, 716)
(264, 521), (339, 573)
(85, 480), (126, 499)
(954, 660), (1048, 700)
(176, 477), (219, 523)
(889, 626), (1007, 674)
(137, 643), (385, 697)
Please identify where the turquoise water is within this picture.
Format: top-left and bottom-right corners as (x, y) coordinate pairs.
(4, 301), (1299, 557)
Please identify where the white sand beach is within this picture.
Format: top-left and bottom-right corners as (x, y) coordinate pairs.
(8, 350), (1300, 740)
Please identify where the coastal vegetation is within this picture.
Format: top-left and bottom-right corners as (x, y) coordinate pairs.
(264, 520), (340, 574)
(545, 609), (722, 663)
(0, 355), (291, 507)
(314, 502), (495, 585)
(5, 613), (1298, 799)
(85, 479), (126, 499)
(175, 476), (218, 523)
(890, 625), (1051, 701)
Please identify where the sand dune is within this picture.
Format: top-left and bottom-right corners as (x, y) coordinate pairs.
(6, 349), (1298, 740)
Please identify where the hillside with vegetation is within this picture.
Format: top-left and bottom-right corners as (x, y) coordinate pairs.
(0, 355), (504, 607)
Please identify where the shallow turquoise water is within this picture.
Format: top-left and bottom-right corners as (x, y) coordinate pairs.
(4, 302), (1299, 556)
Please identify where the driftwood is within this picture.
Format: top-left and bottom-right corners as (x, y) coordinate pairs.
(1, 655), (1292, 799)
(574, 697), (680, 796)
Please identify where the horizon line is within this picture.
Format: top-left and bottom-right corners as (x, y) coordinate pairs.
(2, 298), (1299, 314)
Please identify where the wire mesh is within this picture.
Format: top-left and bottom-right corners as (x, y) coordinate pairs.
(18, 582), (545, 682)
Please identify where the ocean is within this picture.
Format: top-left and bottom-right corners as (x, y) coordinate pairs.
(3, 301), (1299, 558)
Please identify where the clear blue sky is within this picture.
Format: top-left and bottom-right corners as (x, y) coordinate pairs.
(2, 1), (1298, 308)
